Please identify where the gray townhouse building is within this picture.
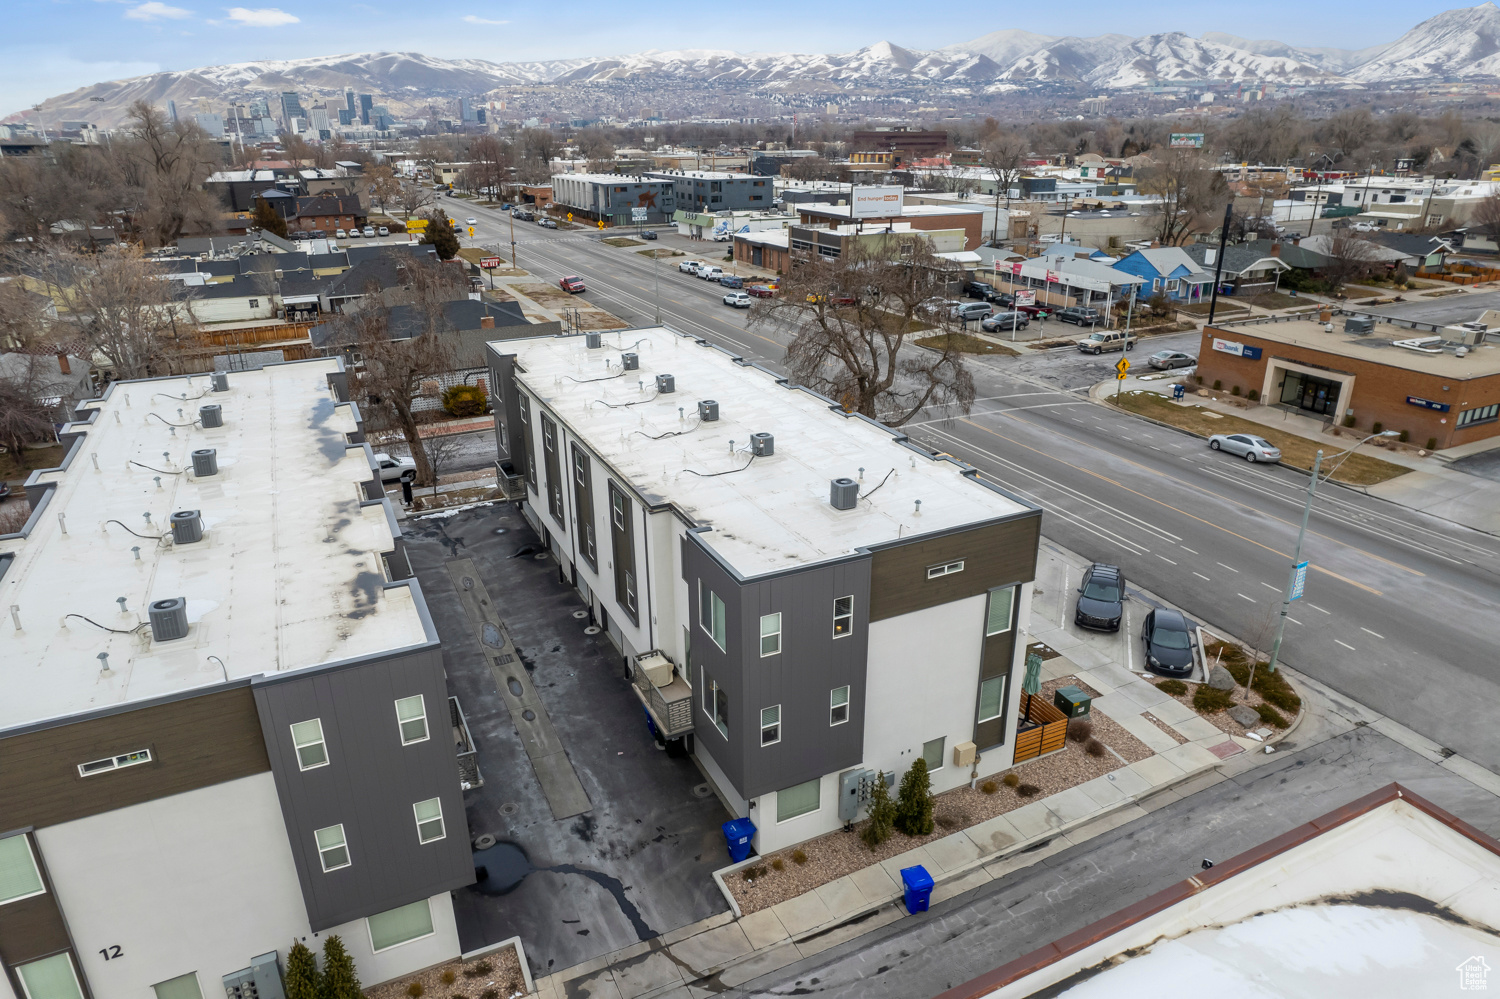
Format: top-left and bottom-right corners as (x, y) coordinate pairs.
(548, 175), (677, 225)
(642, 171), (774, 213)
(0, 358), (472, 999)
(484, 328), (1042, 854)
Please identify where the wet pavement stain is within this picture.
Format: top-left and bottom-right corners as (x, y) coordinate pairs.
(471, 841), (657, 941)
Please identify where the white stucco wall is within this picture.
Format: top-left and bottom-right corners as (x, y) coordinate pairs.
(749, 771), (842, 855)
(35, 773), (458, 999)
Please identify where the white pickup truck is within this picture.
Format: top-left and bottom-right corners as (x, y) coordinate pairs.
(1075, 330), (1137, 355)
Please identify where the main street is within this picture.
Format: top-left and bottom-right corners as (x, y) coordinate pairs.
(458, 206), (1500, 771)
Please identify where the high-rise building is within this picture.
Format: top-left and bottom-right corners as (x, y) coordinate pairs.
(344, 88), (356, 114)
(248, 97), (270, 119)
(194, 113), (225, 137)
(358, 94), (373, 125)
(459, 97), (475, 122)
(309, 108), (331, 136)
(279, 91), (304, 126)
(167, 100), (178, 122)
(337, 109), (355, 126)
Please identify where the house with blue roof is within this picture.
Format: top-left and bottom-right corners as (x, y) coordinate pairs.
(1112, 247), (1214, 303)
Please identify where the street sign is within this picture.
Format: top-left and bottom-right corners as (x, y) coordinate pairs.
(631, 207), (648, 222)
(467, 226), (475, 236)
(1114, 358), (1130, 375)
(567, 212), (574, 222)
(1014, 290), (1035, 306)
(1289, 560), (1309, 601)
(480, 257), (501, 269)
(597, 220), (605, 230)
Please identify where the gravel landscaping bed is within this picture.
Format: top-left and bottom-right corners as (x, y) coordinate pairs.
(726, 679), (1153, 915)
(363, 945), (526, 999)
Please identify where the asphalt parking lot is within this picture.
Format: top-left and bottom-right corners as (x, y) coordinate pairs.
(401, 502), (730, 977)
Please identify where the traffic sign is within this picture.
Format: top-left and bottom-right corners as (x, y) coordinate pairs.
(467, 226), (475, 236)
(480, 257), (501, 269)
(567, 212), (574, 222)
(1289, 560), (1309, 601)
(597, 220), (605, 230)
(1114, 358), (1130, 375)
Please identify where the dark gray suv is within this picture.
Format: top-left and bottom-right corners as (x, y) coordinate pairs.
(1059, 306), (1103, 326)
(1075, 563), (1124, 631)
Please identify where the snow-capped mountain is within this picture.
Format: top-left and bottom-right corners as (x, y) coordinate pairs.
(18, 4), (1500, 125)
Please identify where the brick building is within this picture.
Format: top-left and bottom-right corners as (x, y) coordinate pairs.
(1194, 312), (1500, 450)
(793, 202), (985, 251)
(291, 194), (366, 233)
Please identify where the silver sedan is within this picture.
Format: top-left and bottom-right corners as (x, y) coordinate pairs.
(1209, 433), (1282, 463)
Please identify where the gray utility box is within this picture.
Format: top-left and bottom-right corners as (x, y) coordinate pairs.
(222, 952), (285, 999)
(1053, 685), (1092, 718)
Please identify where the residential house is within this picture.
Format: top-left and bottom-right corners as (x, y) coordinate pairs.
(1112, 247), (1214, 303)
(1181, 244), (1291, 296)
(1364, 232), (1455, 271)
(292, 194), (367, 235)
(997, 251), (1144, 316)
(0, 351), (93, 422)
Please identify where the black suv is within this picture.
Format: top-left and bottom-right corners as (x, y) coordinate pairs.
(965, 280), (1000, 301)
(1075, 563), (1125, 631)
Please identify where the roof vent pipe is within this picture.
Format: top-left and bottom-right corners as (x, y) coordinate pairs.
(191, 448), (218, 477)
(148, 597), (189, 642)
(170, 510), (203, 545)
(212, 372), (229, 392)
(199, 404), (223, 428)
(830, 478), (858, 510)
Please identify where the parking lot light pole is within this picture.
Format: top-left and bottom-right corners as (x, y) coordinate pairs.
(1266, 430), (1399, 674)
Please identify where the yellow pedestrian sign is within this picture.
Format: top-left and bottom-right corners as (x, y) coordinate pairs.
(567, 212), (574, 222)
(1115, 357), (1130, 380)
(467, 226), (475, 237)
(597, 220), (605, 230)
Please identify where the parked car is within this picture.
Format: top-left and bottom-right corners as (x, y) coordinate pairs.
(923, 298), (964, 316)
(362, 226), (375, 238)
(747, 284), (775, 298)
(699, 265), (724, 281)
(1075, 330), (1136, 354)
(465, 217), (478, 225)
(559, 275), (586, 293)
(513, 210), (534, 221)
(720, 275), (744, 289)
(538, 218), (558, 229)
(377, 226), (390, 237)
(711, 231), (731, 242)
(1148, 350), (1196, 370)
(347, 228), (362, 238)
(1016, 303), (1054, 319)
(310, 230), (326, 239)
(1208, 433), (1282, 463)
(680, 260), (702, 274)
(723, 291), (752, 308)
(965, 280), (999, 301)
(1141, 607), (1196, 677)
(951, 302), (994, 321)
(292, 231), (311, 241)
(335, 229), (348, 239)
(374, 453), (417, 484)
(990, 291), (1016, 308)
(980, 311), (1030, 332)
(1075, 563), (1125, 631)
(641, 230), (658, 240)
(1058, 306), (1104, 326)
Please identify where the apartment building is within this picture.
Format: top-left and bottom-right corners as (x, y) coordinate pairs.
(484, 329), (1042, 853)
(642, 171), (774, 212)
(0, 359), (472, 999)
(548, 175), (677, 225)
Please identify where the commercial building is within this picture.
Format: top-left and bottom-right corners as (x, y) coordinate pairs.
(786, 221), (968, 263)
(0, 359), (473, 999)
(483, 328), (1042, 854)
(279, 92), (304, 127)
(1194, 310), (1500, 449)
(549, 174), (677, 225)
(730, 230), (790, 273)
(643, 171), (774, 212)
(794, 201), (985, 251)
(850, 128), (949, 167)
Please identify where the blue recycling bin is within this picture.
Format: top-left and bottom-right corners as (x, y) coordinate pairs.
(900, 864), (934, 914)
(722, 817), (757, 863)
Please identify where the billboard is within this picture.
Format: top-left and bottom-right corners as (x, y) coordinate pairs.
(1170, 133), (1205, 148)
(850, 185), (903, 219)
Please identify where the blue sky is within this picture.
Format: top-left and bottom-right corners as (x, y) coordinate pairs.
(0, 0), (1473, 115)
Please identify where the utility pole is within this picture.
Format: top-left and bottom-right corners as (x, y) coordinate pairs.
(508, 208), (517, 272)
(1205, 203), (1233, 327)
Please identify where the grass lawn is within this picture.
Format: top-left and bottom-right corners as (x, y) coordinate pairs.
(914, 333), (1018, 356)
(1177, 301), (1249, 316)
(1, 444), (64, 482)
(1242, 291), (1307, 310)
(1109, 390), (1409, 486)
(602, 237), (645, 247)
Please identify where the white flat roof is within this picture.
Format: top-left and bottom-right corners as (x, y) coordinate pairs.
(0, 359), (428, 731)
(800, 203), (983, 218)
(498, 328), (1032, 578)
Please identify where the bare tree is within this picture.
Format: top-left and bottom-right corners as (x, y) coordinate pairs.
(365, 164), (403, 215)
(1319, 234), (1383, 295)
(1474, 192), (1500, 241)
(979, 133), (1027, 244)
(1325, 108), (1373, 163)
(1136, 149), (1229, 246)
(0, 357), (61, 474)
(785, 156), (833, 181)
(0, 277), (59, 352)
(115, 101), (220, 246)
(748, 239), (975, 426)
(394, 181), (434, 221)
(421, 433), (467, 499)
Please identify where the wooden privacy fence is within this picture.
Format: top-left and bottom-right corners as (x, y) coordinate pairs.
(1013, 695), (1068, 763)
(1418, 264), (1500, 285)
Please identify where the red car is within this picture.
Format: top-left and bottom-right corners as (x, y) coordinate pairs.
(747, 284), (775, 298)
(1015, 303), (1054, 319)
(559, 275), (586, 293)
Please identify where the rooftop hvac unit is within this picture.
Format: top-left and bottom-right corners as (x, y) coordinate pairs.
(698, 399), (719, 421)
(622, 352), (639, 370)
(586, 332), (602, 349)
(192, 448), (218, 477)
(1446, 322), (1488, 346)
(199, 404), (223, 428)
(830, 477), (858, 510)
(656, 373), (675, 393)
(148, 597), (189, 642)
(636, 651), (675, 688)
(170, 509), (203, 544)
(211, 372), (229, 392)
(1344, 317), (1375, 334)
(750, 432), (774, 456)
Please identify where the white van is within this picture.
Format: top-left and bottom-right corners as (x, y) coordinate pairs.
(699, 265), (723, 281)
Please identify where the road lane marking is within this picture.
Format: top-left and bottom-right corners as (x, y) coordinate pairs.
(1336, 639), (1356, 650)
(1193, 572), (1211, 581)
(1218, 563), (1239, 572)
(1237, 593), (1256, 602)
(1361, 627), (1385, 639)
(1156, 554), (1177, 564)
(1288, 617), (1303, 626)
(1260, 582), (1280, 592)
(1180, 547), (1198, 554)
(1308, 603), (1331, 614)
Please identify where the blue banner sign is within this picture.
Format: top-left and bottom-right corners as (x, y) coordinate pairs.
(1289, 561), (1309, 601)
(1406, 396), (1450, 412)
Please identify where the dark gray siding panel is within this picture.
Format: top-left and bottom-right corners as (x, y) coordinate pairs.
(254, 649), (474, 930)
(682, 534), (744, 791)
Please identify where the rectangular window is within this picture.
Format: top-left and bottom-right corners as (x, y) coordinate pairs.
(1458, 403), (1500, 428)
(290, 719), (328, 771)
(77, 748), (152, 777)
(760, 612), (781, 656)
(776, 778), (820, 822)
(368, 899), (435, 953)
(541, 413), (565, 522)
(0, 835), (45, 905)
(608, 481), (638, 621)
(16, 954), (84, 999)
(315, 824), (350, 872)
(927, 560), (965, 579)
(699, 581), (726, 650)
(153, 974), (203, 999)
(518, 394), (537, 493)
(986, 586), (1015, 636)
(572, 445), (597, 570)
(413, 798), (446, 844)
(701, 667), (730, 738)
(922, 737), (946, 772)
(830, 685), (850, 726)
(395, 694), (429, 745)
(978, 676), (1005, 723)
(760, 705), (781, 745)
(832, 595), (853, 637)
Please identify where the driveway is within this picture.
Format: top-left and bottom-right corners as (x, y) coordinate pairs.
(401, 502), (730, 977)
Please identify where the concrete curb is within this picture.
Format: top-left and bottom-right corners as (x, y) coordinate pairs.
(460, 937), (536, 996)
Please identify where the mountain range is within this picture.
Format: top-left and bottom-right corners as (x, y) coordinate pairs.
(18, 3), (1500, 126)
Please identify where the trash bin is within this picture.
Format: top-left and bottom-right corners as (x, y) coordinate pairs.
(1054, 685), (1092, 718)
(900, 864), (934, 914)
(722, 817), (756, 863)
